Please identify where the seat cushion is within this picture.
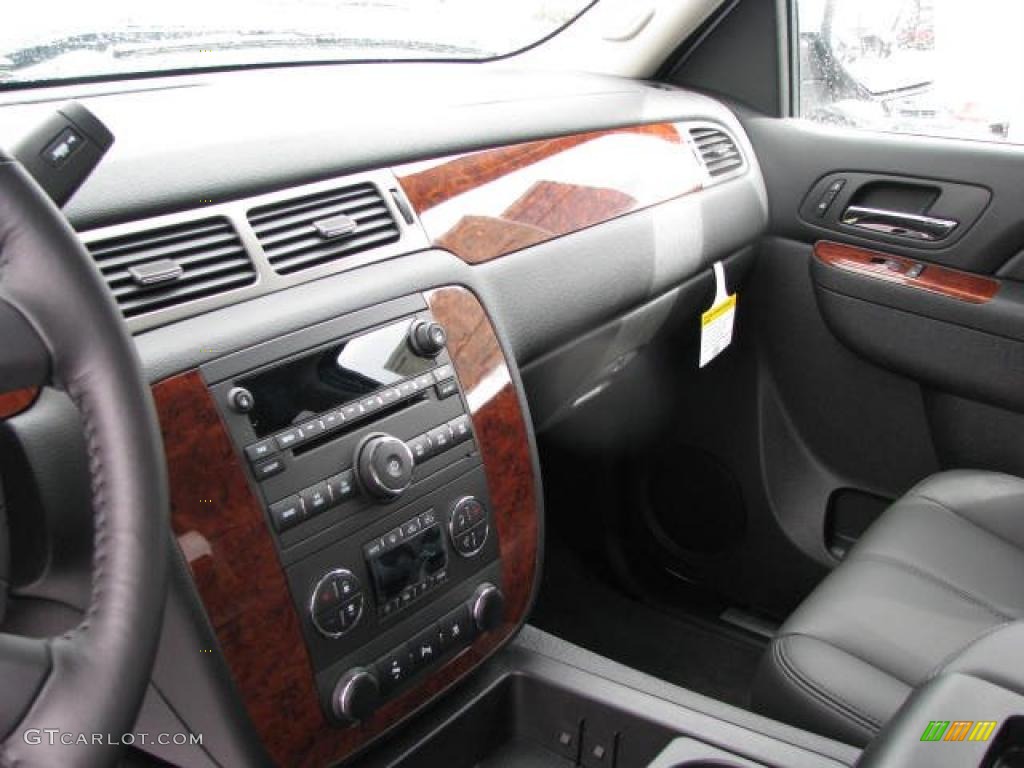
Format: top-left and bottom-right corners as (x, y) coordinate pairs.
(751, 470), (1024, 747)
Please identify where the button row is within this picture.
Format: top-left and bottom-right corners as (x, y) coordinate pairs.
(244, 364), (459, 466)
(374, 604), (475, 694)
(377, 567), (449, 620)
(407, 414), (474, 464)
(269, 469), (357, 533)
(363, 509), (439, 559)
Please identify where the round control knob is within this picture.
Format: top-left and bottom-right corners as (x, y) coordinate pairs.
(355, 433), (415, 500)
(227, 386), (255, 413)
(409, 320), (448, 357)
(470, 583), (505, 634)
(332, 667), (380, 722)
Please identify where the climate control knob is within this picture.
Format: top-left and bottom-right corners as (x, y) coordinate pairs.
(470, 583), (505, 634)
(355, 433), (415, 500)
(332, 667), (380, 722)
(408, 320), (448, 357)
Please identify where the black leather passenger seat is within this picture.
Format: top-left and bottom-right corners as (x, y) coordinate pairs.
(752, 470), (1024, 746)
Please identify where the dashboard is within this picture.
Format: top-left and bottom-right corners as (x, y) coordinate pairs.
(0, 64), (768, 766)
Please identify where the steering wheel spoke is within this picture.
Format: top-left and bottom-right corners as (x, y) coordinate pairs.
(0, 634), (50, 743)
(0, 297), (49, 397)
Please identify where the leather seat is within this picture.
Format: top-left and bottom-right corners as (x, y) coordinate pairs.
(751, 470), (1024, 747)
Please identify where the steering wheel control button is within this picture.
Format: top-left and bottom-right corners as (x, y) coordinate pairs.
(269, 495), (304, 532)
(244, 438), (277, 463)
(332, 668), (380, 722)
(253, 455), (286, 481)
(450, 496), (489, 556)
(227, 386), (255, 413)
(409, 320), (448, 357)
(311, 569), (363, 638)
(356, 433), (415, 500)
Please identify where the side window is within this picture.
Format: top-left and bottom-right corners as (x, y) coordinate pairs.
(795, 0), (1024, 144)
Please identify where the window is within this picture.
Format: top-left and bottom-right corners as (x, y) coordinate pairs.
(795, 0), (1024, 144)
(0, 0), (597, 86)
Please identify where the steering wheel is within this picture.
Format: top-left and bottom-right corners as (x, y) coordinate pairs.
(0, 149), (168, 766)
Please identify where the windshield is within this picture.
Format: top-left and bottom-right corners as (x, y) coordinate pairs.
(1, 0), (597, 86)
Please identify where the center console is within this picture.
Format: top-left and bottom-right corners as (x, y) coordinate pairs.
(152, 286), (541, 767)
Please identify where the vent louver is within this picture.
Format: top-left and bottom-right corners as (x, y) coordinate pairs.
(689, 126), (744, 179)
(87, 217), (256, 318)
(248, 183), (400, 275)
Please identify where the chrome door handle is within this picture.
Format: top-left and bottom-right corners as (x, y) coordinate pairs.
(840, 206), (958, 242)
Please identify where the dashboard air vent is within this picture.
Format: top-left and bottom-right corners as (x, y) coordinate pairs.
(689, 126), (744, 178)
(248, 183), (400, 275)
(87, 217), (256, 318)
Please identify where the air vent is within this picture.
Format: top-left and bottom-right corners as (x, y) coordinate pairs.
(690, 126), (744, 179)
(248, 183), (400, 275)
(88, 217), (256, 318)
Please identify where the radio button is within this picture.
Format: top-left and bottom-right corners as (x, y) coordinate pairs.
(360, 394), (384, 414)
(322, 409), (344, 430)
(433, 364), (455, 382)
(401, 517), (422, 538)
(253, 456), (286, 481)
(449, 415), (473, 444)
(300, 418), (325, 439)
(380, 387), (401, 406)
(327, 471), (356, 504)
(427, 425), (454, 454)
(342, 403), (364, 421)
(245, 438), (277, 463)
(275, 427), (303, 451)
(435, 378), (459, 400)
(301, 481), (331, 515)
(414, 373), (434, 390)
(398, 380), (418, 398)
(364, 538), (385, 559)
(269, 495), (303, 532)
(408, 434), (433, 463)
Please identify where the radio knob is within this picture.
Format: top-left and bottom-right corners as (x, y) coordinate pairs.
(227, 386), (255, 414)
(409, 320), (448, 357)
(332, 667), (380, 722)
(355, 433), (415, 500)
(470, 583), (505, 634)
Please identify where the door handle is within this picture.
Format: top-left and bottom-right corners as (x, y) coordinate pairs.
(840, 206), (958, 242)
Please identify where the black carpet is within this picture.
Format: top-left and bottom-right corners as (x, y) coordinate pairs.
(529, 539), (765, 710)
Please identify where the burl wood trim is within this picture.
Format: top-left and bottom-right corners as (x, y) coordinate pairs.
(815, 241), (999, 304)
(151, 287), (539, 767)
(395, 123), (704, 264)
(0, 388), (39, 419)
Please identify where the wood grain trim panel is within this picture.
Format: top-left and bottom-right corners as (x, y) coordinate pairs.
(0, 388), (39, 419)
(815, 241), (999, 304)
(151, 286), (539, 767)
(395, 123), (705, 264)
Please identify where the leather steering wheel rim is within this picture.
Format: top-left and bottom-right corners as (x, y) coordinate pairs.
(0, 149), (168, 767)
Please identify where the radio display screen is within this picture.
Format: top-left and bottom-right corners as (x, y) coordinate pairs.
(368, 525), (447, 605)
(239, 319), (436, 437)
